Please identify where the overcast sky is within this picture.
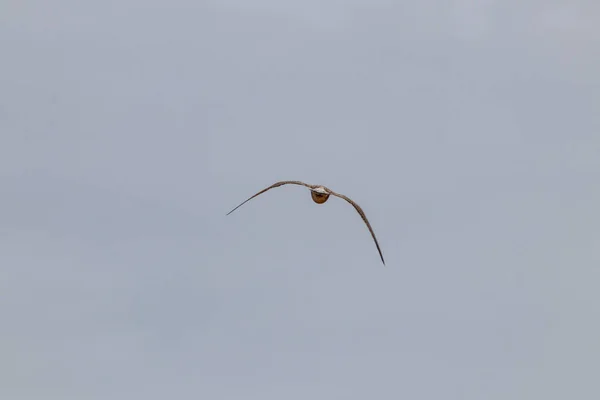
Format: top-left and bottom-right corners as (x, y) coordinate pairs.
(1, 1), (599, 399)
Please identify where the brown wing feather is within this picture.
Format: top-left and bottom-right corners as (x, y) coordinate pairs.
(226, 181), (314, 215)
(328, 189), (385, 265)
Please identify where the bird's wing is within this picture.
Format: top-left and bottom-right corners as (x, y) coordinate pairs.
(328, 189), (385, 265)
(226, 181), (314, 215)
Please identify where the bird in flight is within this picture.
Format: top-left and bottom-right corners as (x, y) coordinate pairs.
(226, 180), (385, 265)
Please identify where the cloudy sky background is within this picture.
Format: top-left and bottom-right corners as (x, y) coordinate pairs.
(1, 1), (599, 399)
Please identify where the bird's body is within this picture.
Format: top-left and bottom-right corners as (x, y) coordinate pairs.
(310, 186), (330, 204)
(226, 180), (385, 265)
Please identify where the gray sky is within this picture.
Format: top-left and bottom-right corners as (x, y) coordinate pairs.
(1, 1), (599, 399)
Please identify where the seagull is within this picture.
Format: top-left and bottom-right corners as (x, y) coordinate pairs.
(226, 180), (385, 265)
